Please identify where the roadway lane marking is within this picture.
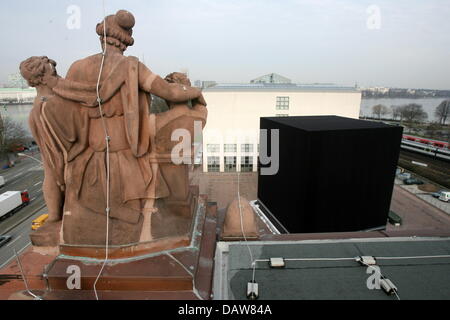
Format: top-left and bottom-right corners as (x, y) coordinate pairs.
(30, 197), (36, 202)
(28, 166), (43, 171)
(6, 235), (22, 247)
(33, 181), (42, 186)
(0, 242), (31, 270)
(10, 171), (32, 181)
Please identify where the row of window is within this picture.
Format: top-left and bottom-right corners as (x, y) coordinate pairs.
(207, 156), (254, 172)
(276, 96), (289, 110)
(207, 143), (255, 153)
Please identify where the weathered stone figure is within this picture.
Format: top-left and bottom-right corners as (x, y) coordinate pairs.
(22, 10), (206, 247)
(19, 57), (65, 246)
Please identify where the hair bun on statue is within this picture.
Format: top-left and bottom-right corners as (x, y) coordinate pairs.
(116, 10), (135, 30)
(96, 10), (135, 51)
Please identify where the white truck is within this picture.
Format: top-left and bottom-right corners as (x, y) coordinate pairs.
(0, 191), (30, 219)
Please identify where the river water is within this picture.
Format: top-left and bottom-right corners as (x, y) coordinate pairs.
(2, 97), (449, 136)
(360, 97), (449, 121)
(1, 103), (33, 134)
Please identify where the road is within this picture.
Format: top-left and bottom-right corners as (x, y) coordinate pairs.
(388, 184), (450, 232)
(0, 153), (46, 269)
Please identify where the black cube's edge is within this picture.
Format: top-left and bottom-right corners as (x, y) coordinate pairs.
(258, 115), (403, 234)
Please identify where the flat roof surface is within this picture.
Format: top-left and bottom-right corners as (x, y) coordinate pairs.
(262, 115), (397, 131)
(204, 83), (359, 93)
(221, 238), (450, 300)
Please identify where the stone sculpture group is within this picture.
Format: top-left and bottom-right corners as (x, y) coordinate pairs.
(19, 10), (207, 248)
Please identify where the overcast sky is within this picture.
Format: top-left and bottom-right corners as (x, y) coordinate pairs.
(1, 0), (449, 89)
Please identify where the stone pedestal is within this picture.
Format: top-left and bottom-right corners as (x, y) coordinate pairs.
(6, 194), (218, 300)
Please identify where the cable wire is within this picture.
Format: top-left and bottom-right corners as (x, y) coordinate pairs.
(236, 170), (255, 281)
(250, 254), (450, 298)
(376, 255), (450, 260)
(92, 0), (111, 300)
(14, 249), (42, 300)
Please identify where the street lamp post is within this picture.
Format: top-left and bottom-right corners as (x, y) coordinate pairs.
(17, 153), (43, 165)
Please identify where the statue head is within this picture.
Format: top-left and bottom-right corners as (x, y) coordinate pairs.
(163, 72), (192, 108)
(19, 56), (58, 88)
(96, 10), (135, 52)
(164, 72), (191, 87)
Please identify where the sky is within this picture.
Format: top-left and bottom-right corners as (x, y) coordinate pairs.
(0, 0), (449, 89)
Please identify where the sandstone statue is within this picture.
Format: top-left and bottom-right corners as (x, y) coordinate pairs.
(20, 10), (207, 249)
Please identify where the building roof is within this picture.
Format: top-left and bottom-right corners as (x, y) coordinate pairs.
(250, 73), (292, 84)
(203, 83), (360, 93)
(215, 237), (450, 300)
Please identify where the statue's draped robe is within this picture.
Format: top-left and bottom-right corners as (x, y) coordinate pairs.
(29, 99), (65, 191)
(41, 54), (168, 244)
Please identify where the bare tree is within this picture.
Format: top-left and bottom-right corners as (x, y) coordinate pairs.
(391, 105), (402, 120)
(435, 100), (450, 125)
(399, 103), (428, 123)
(0, 115), (29, 157)
(372, 104), (389, 119)
(425, 122), (440, 139)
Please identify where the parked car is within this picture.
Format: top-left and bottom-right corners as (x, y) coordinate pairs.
(439, 191), (450, 203)
(404, 178), (424, 185)
(431, 190), (446, 198)
(0, 235), (12, 247)
(0, 176), (5, 188)
(397, 172), (411, 180)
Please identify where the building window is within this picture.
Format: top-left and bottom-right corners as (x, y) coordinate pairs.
(241, 144), (254, 153)
(224, 156), (237, 172)
(207, 156), (220, 172)
(276, 96), (289, 110)
(224, 144), (237, 153)
(207, 144), (220, 153)
(241, 156), (253, 172)
(276, 114), (289, 117)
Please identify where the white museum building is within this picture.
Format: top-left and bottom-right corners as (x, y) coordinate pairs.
(200, 74), (361, 173)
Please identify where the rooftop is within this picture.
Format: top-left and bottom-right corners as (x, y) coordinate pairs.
(216, 237), (450, 300)
(250, 73), (292, 84)
(203, 83), (360, 93)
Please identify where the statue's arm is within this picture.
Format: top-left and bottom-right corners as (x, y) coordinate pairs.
(138, 63), (206, 105)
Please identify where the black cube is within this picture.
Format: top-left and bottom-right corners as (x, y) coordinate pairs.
(258, 116), (403, 233)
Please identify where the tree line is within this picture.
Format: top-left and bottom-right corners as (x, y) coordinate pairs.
(0, 113), (29, 160)
(371, 99), (450, 124)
